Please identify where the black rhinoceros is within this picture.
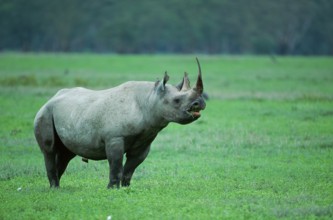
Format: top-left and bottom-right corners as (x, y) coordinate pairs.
(34, 58), (206, 188)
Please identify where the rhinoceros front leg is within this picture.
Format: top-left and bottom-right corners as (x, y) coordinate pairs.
(106, 137), (124, 189)
(122, 145), (151, 187)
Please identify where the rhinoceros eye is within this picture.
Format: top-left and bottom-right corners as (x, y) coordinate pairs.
(173, 98), (181, 104)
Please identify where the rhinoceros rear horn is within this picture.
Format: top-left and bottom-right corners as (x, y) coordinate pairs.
(195, 57), (203, 94)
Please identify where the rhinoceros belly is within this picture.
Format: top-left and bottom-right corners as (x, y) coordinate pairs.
(54, 119), (107, 160)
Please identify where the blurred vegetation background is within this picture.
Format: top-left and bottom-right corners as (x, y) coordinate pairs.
(0, 0), (332, 55)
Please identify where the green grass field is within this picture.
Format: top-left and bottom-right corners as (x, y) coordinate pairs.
(0, 53), (333, 219)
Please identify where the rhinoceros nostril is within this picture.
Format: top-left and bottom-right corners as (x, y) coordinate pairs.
(192, 101), (199, 107)
(188, 101), (201, 113)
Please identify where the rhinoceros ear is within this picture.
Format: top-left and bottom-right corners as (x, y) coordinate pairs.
(176, 72), (191, 91)
(181, 72), (191, 91)
(155, 71), (169, 93)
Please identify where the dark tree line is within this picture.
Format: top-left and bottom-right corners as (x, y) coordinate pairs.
(0, 0), (332, 55)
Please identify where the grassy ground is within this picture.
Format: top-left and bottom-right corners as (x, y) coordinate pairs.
(0, 53), (333, 219)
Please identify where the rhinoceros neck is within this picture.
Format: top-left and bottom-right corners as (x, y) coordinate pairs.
(133, 82), (169, 129)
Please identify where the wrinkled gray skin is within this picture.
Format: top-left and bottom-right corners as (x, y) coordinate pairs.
(34, 58), (206, 188)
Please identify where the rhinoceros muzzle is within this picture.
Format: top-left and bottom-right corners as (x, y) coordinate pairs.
(186, 98), (206, 118)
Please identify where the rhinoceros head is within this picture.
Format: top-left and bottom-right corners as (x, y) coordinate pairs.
(153, 58), (206, 125)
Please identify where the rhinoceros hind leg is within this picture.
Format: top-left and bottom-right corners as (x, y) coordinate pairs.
(40, 125), (76, 187)
(34, 109), (60, 187)
(56, 142), (76, 180)
(35, 108), (76, 188)
(43, 152), (59, 187)
(43, 129), (76, 187)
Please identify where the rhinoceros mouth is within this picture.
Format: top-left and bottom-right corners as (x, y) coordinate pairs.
(186, 106), (202, 118)
(187, 110), (201, 118)
(185, 99), (205, 118)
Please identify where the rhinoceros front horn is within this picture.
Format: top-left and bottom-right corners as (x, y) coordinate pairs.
(195, 57), (203, 94)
